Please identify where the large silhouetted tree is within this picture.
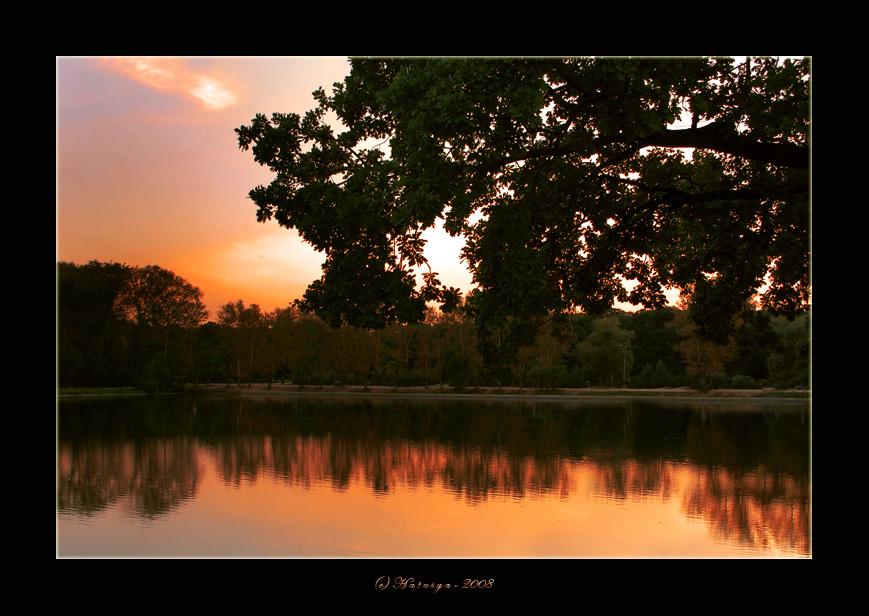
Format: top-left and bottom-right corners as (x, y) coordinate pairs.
(117, 264), (209, 376)
(236, 57), (810, 348)
(58, 261), (209, 388)
(57, 260), (134, 386)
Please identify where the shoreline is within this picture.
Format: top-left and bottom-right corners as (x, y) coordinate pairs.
(57, 382), (811, 403)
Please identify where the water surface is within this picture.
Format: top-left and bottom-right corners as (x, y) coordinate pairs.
(56, 393), (810, 558)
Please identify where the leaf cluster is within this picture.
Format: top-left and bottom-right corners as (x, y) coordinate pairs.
(236, 57), (810, 344)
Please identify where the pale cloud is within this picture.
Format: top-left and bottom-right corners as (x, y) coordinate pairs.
(189, 76), (237, 110)
(99, 57), (238, 111)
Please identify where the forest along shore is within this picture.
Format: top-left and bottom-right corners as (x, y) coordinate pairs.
(57, 383), (811, 400)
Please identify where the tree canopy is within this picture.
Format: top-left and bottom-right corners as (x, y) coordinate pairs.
(236, 57), (810, 343)
(57, 261), (209, 389)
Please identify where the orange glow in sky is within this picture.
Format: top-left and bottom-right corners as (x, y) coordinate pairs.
(56, 56), (474, 319)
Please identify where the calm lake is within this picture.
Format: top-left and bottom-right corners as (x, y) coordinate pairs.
(56, 392), (811, 558)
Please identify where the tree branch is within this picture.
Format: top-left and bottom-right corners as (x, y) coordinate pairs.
(647, 123), (809, 170)
(478, 121), (809, 173)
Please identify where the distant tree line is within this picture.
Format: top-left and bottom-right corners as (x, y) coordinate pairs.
(57, 260), (810, 392)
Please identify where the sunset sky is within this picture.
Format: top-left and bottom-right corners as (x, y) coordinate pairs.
(57, 56), (678, 320)
(56, 56), (473, 319)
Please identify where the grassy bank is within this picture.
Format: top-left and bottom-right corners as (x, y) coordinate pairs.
(57, 383), (811, 400)
(56, 387), (147, 397)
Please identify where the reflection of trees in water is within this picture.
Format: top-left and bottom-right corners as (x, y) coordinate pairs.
(594, 456), (676, 502)
(213, 434), (274, 486)
(129, 437), (201, 518)
(590, 452), (808, 555)
(58, 441), (131, 514)
(201, 397), (580, 500)
(58, 395), (810, 553)
(682, 465), (810, 556)
(213, 432), (577, 503)
(57, 437), (201, 518)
